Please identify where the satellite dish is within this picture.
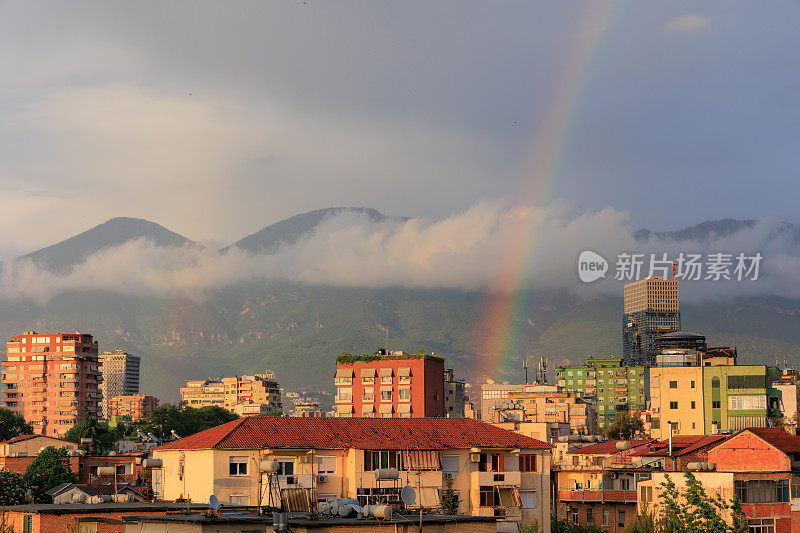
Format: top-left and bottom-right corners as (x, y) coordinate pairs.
(209, 494), (220, 511)
(400, 485), (416, 506)
(352, 504), (363, 514)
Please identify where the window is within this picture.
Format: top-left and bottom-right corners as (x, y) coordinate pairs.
(363, 390), (374, 401)
(712, 377), (720, 388)
(586, 507), (594, 523)
(603, 509), (610, 527)
(364, 450), (402, 471)
(520, 490), (535, 509)
(317, 456), (336, 474)
(669, 401), (678, 409)
(621, 478), (631, 490)
(381, 390), (392, 401)
(729, 395), (767, 410)
(520, 454), (537, 472)
(747, 518), (775, 533)
(712, 400), (721, 409)
(276, 459), (294, 476)
(23, 515), (33, 533)
(669, 381), (677, 389)
(229, 456), (248, 476)
(735, 479), (789, 503)
(399, 388), (411, 401)
(571, 509), (578, 524)
(229, 494), (249, 506)
(480, 485), (498, 507)
(690, 381), (695, 388)
(363, 376), (374, 384)
(691, 401), (696, 409)
(441, 454), (459, 474)
(618, 509), (626, 526)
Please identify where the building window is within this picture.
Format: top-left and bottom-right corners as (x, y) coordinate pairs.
(381, 390), (392, 401)
(571, 508), (578, 524)
(23, 515), (33, 533)
(480, 486), (498, 507)
(603, 509), (610, 527)
(229, 457), (248, 476)
(735, 480), (789, 504)
(229, 494), (249, 506)
(669, 381), (677, 389)
(364, 450), (402, 471)
(276, 459), (294, 476)
(586, 507), (594, 523)
(399, 388), (411, 401)
(363, 390), (374, 401)
(712, 401), (721, 409)
(669, 401), (678, 409)
(491, 453), (504, 472)
(690, 381), (695, 388)
(747, 518), (775, 533)
(363, 376), (374, 384)
(691, 401), (696, 409)
(519, 454), (537, 472)
(317, 456), (336, 474)
(618, 509), (626, 526)
(729, 396), (766, 410)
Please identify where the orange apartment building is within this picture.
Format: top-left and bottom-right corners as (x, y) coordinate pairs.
(109, 394), (159, 421)
(2, 331), (102, 437)
(334, 350), (446, 418)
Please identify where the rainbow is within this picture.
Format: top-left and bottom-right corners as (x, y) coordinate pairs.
(478, 1), (619, 380)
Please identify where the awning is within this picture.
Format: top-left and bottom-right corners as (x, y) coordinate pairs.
(402, 450), (440, 470)
(419, 487), (440, 507)
(380, 386), (393, 392)
(361, 404), (374, 414)
(361, 368), (376, 377)
(337, 404), (353, 414)
(379, 368), (393, 377)
(398, 404), (411, 414)
(399, 367), (412, 377)
(379, 404), (393, 414)
(335, 368), (354, 378)
(497, 485), (522, 507)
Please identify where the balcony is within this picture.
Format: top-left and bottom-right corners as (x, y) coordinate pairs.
(471, 470), (521, 487)
(557, 490), (637, 503)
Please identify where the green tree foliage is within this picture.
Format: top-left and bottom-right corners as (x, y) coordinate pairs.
(134, 404), (238, 440)
(623, 510), (656, 533)
(64, 409), (124, 455)
(550, 517), (605, 533)
(605, 411), (645, 440)
(0, 471), (28, 506)
(24, 447), (77, 503)
(440, 477), (461, 514)
(657, 471), (746, 533)
(0, 408), (33, 441)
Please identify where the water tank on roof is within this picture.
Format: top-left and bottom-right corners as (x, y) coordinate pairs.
(616, 441), (631, 451)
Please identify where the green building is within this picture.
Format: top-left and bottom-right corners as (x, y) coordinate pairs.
(556, 357), (649, 428)
(702, 365), (782, 434)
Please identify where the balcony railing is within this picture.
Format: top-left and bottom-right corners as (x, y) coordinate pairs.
(557, 489), (637, 503)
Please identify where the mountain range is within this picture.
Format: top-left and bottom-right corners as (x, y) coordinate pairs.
(2, 210), (800, 405)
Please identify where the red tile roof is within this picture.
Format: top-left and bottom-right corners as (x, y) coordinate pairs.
(741, 428), (800, 454)
(631, 435), (728, 457)
(566, 440), (654, 455)
(154, 417), (552, 451)
(1, 435), (38, 444)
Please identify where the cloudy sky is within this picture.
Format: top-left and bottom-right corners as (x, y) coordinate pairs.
(1, 1), (799, 256)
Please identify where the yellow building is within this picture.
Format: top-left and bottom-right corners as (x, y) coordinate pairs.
(180, 374), (282, 415)
(153, 417), (552, 530)
(649, 365), (704, 439)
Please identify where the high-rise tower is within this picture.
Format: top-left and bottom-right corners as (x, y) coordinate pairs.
(622, 276), (681, 366)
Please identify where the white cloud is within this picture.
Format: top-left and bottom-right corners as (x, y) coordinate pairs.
(664, 14), (709, 33)
(1, 203), (797, 304)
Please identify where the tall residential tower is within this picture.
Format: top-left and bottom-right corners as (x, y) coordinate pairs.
(622, 276), (681, 366)
(99, 350), (141, 418)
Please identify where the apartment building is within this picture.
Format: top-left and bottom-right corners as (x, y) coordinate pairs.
(480, 382), (561, 422)
(649, 358), (782, 439)
(554, 435), (728, 533)
(492, 390), (596, 436)
(180, 373), (282, 415)
(109, 394), (159, 421)
(622, 276), (681, 366)
(2, 331), (102, 437)
(444, 368), (466, 417)
(334, 351), (445, 418)
(99, 350), (140, 419)
(556, 358), (648, 428)
(153, 417), (552, 529)
(294, 403), (325, 417)
(638, 428), (800, 533)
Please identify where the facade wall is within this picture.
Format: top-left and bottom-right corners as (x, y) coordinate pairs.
(702, 366), (781, 434)
(100, 350), (141, 419)
(649, 366), (704, 439)
(335, 357), (444, 418)
(180, 375), (282, 414)
(0, 435), (77, 457)
(2, 332), (101, 436)
(707, 431), (790, 472)
(110, 394), (159, 421)
(8, 510), (172, 533)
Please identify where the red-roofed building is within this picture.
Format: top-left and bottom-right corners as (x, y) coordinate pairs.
(639, 428), (800, 533)
(153, 417), (552, 530)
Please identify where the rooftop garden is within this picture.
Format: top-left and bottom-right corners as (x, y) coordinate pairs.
(336, 349), (444, 365)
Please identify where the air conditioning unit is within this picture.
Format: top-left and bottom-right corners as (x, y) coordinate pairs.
(318, 475), (328, 483)
(469, 453), (481, 463)
(444, 472), (455, 480)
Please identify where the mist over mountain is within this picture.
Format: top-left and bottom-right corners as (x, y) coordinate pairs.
(20, 217), (195, 273)
(2, 208), (800, 403)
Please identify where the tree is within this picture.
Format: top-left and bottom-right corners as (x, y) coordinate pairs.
(440, 477), (461, 514)
(0, 408), (33, 441)
(24, 447), (77, 503)
(623, 510), (656, 533)
(606, 411), (645, 440)
(134, 403), (238, 440)
(0, 471), (28, 506)
(657, 471), (745, 533)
